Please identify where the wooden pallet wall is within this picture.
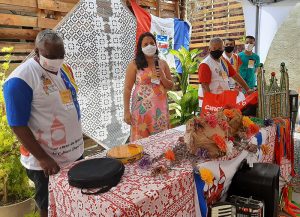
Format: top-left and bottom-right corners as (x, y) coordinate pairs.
(0, 0), (179, 73)
(189, 0), (245, 50)
(0, 0), (78, 73)
(127, 0), (180, 18)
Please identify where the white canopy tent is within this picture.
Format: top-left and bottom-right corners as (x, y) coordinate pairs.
(240, 0), (298, 63)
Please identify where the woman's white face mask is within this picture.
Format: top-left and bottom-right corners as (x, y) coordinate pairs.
(245, 43), (255, 52)
(142, 45), (157, 57)
(39, 55), (64, 72)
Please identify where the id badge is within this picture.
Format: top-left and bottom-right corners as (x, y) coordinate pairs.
(221, 71), (228, 80)
(151, 73), (160, 85)
(151, 78), (160, 85)
(59, 90), (74, 110)
(43, 84), (57, 94)
(248, 59), (255, 69)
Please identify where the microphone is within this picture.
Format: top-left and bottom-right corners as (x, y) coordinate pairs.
(154, 54), (160, 74)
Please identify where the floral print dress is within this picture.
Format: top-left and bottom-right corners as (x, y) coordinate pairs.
(130, 67), (170, 141)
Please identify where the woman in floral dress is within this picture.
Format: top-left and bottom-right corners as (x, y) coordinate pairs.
(123, 32), (174, 141)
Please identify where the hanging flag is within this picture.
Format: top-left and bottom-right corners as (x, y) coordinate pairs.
(130, 0), (191, 72)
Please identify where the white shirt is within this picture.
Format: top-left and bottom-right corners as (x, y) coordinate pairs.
(4, 58), (84, 170)
(222, 53), (236, 89)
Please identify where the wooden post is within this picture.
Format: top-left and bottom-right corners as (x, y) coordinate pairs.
(174, 0), (179, 18)
(180, 0), (186, 20)
(156, 0), (161, 17)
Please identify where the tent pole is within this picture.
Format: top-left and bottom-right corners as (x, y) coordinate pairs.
(255, 4), (260, 54)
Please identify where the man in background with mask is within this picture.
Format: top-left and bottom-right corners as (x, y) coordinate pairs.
(238, 36), (260, 89)
(198, 37), (252, 108)
(3, 29), (84, 217)
(223, 38), (243, 90)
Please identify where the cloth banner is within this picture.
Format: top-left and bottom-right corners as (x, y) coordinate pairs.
(130, 0), (191, 72)
(201, 90), (239, 114)
(195, 150), (249, 217)
(236, 91), (258, 110)
(201, 91), (258, 114)
(195, 125), (276, 217)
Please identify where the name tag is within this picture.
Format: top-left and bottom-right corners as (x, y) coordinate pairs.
(221, 71), (228, 80)
(43, 84), (57, 94)
(248, 59), (255, 69)
(59, 90), (74, 110)
(151, 78), (160, 85)
(151, 73), (160, 85)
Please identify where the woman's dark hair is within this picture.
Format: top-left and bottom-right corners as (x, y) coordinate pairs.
(135, 32), (158, 70)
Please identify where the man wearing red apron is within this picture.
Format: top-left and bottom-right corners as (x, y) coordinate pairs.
(198, 38), (252, 112)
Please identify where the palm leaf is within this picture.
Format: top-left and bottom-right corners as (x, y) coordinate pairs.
(169, 49), (184, 64)
(167, 91), (181, 104)
(171, 67), (181, 84)
(169, 103), (181, 111)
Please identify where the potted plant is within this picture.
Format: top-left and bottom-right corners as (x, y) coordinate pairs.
(168, 46), (202, 126)
(0, 47), (35, 217)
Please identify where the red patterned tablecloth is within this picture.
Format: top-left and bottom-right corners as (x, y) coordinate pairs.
(48, 125), (282, 217)
(48, 129), (197, 217)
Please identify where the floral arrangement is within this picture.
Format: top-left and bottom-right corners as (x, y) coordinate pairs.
(138, 139), (200, 176)
(199, 168), (214, 185)
(137, 108), (274, 177)
(182, 108), (261, 159)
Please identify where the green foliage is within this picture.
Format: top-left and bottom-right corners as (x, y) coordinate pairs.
(0, 47), (33, 206)
(239, 35), (246, 43)
(168, 85), (199, 126)
(24, 210), (40, 217)
(168, 46), (202, 127)
(169, 46), (202, 95)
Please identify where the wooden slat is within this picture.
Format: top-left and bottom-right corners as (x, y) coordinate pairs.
(191, 35), (243, 43)
(192, 28), (245, 37)
(0, 13), (37, 27)
(160, 2), (175, 11)
(160, 11), (175, 18)
(137, 0), (156, 8)
(0, 42), (34, 53)
(0, 4), (38, 13)
(189, 74), (199, 83)
(0, 54), (27, 62)
(83, 137), (97, 149)
(0, 28), (39, 40)
(150, 9), (158, 16)
(192, 22), (244, 32)
(198, 0), (237, 8)
(194, 10), (243, 21)
(38, 17), (60, 28)
(188, 74), (199, 88)
(190, 40), (244, 49)
(5, 63), (20, 75)
(60, 0), (78, 3)
(0, 0), (37, 8)
(38, 0), (75, 13)
(192, 15), (244, 27)
(193, 3), (242, 16)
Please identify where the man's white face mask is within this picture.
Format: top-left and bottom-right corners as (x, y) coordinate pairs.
(39, 55), (64, 72)
(245, 43), (255, 52)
